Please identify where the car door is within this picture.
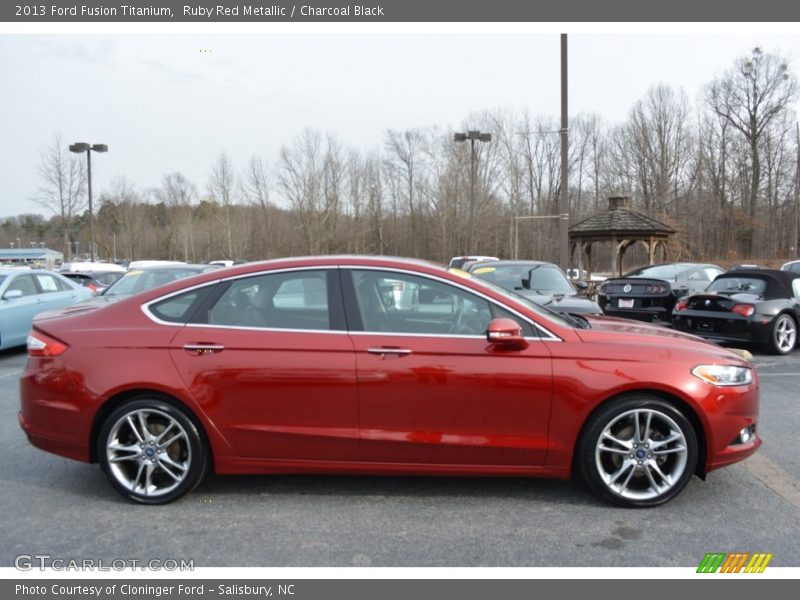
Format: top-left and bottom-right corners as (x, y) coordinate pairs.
(343, 268), (554, 466)
(164, 268), (360, 462)
(0, 273), (42, 348)
(31, 272), (80, 310)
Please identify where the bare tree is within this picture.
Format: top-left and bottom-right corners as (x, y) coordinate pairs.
(35, 134), (86, 259)
(242, 156), (273, 257)
(207, 152), (237, 258)
(158, 172), (198, 261)
(706, 47), (798, 254)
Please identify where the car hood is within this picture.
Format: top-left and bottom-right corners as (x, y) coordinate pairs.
(576, 315), (750, 363)
(516, 290), (601, 314)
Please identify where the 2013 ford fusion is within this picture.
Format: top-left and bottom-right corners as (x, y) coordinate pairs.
(19, 256), (760, 507)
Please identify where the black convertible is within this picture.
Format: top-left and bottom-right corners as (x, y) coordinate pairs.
(672, 269), (800, 354)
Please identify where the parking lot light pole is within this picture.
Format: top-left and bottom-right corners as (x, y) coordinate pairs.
(69, 142), (108, 262)
(454, 131), (492, 251)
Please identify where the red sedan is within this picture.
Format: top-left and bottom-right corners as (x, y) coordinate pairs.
(19, 256), (760, 507)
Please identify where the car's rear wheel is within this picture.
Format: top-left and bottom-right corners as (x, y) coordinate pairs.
(767, 313), (797, 355)
(578, 396), (698, 507)
(97, 398), (208, 504)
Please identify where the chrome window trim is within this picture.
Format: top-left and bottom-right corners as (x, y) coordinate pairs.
(140, 263), (562, 341)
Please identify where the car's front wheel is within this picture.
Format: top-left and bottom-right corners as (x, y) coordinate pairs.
(97, 397), (208, 504)
(578, 396), (698, 507)
(767, 313), (797, 355)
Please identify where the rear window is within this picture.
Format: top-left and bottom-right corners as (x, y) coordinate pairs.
(707, 277), (767, 294)
(106, 269), (203, 297)
(149, 288), (213, 323)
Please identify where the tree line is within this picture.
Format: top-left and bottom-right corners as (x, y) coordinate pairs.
(3, 47), (798, 269)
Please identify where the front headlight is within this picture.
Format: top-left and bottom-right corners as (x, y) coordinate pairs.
(691, 364), (753, 386)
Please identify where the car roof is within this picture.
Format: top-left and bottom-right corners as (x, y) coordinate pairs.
(715, 268), (800, 296)
(472, 260), (552, 268)
(125, 264), (221, 272)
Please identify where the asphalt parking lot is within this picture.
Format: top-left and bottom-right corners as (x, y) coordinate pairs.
(1, 345), (799, 568)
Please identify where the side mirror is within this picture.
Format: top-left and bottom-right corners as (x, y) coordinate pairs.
(3, 289), (23, 300)
(575, 281), (589, 290)
(486, 317), (529, 350)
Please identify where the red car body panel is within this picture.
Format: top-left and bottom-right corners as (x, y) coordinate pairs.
(19, 256), (761, 482)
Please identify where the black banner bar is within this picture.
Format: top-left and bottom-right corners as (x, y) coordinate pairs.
(3, 0), (800, 22)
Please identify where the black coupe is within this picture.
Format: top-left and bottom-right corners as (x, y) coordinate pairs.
(672, 269), (800, 354)
(597, 263), (725, 323)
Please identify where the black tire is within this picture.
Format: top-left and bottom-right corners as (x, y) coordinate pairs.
(97, 397), (208, 504)
(577, 395), (698, 508)
(765, 313), (797, 355)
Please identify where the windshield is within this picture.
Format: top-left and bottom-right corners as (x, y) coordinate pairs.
(627, 264), (682, 279)
(707, 277), (767, 294)
(472, 264), (574, 294)
(104, 268), (204, 297)
(453, 270), (577, 329)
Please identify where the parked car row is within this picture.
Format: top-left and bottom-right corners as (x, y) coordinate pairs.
(450, 256), (800, 355)
(0, 262), (225, 351)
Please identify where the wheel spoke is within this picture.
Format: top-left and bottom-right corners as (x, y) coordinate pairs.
(602, 431), (632, 449)
(137, 412), (151, 440)
(648, 459), (672, 485)
(158, 431), (185, 450)
(618, 465), (637, 493)
(126, 415), (145, 443)
(633, 412), (641, 444)
(131, 462), (146, 491)
(649, 431), (682, 449)
(144, 463), (155, 495)
(642, 463), (660, 491)
(642, 412), (653, 443)
(598, 444), (629, 455)
(653, 445), (685, 456)
(108, 442), (140, 463)
(155, 422), (175, 443)
(608, 460), (633, 485)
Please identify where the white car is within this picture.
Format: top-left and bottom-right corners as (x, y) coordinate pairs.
(60, 261), (125, 273)
(781, 259), (800, 274)
(448, 255), (499, 270)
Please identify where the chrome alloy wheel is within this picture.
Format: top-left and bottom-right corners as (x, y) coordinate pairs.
(595, 408), (688, 501)
(106, 408), (191, 498)
(774, 314), (797, 354)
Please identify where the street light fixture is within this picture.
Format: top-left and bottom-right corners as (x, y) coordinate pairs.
(69, 142), (108, 262)
(453, 130), (492, 251)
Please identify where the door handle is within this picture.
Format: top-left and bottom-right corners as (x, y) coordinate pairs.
(183, 343), (224, 355)
(36, 298), (45, 304)
(367, 347), (412, 357)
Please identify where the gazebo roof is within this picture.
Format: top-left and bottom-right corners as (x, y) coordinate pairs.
(569, 196), (675, 240)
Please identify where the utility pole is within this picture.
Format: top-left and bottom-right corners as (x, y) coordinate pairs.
(559, 33), (570, 270)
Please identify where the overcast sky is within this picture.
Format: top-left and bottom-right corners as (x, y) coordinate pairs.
(2, 32), (800, 218)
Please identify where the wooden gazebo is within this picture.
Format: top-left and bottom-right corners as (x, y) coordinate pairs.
(569, 196), (676, 277)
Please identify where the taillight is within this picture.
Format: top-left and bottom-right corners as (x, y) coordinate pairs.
(27, 331), (69, 357)
(675, 298), (689, 311)
(731, 304), (755, 317)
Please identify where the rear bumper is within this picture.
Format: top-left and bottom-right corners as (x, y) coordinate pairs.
(600, 305), (671, 322)
(672, 311), (772, 346)
(18, 411), (89, 462)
